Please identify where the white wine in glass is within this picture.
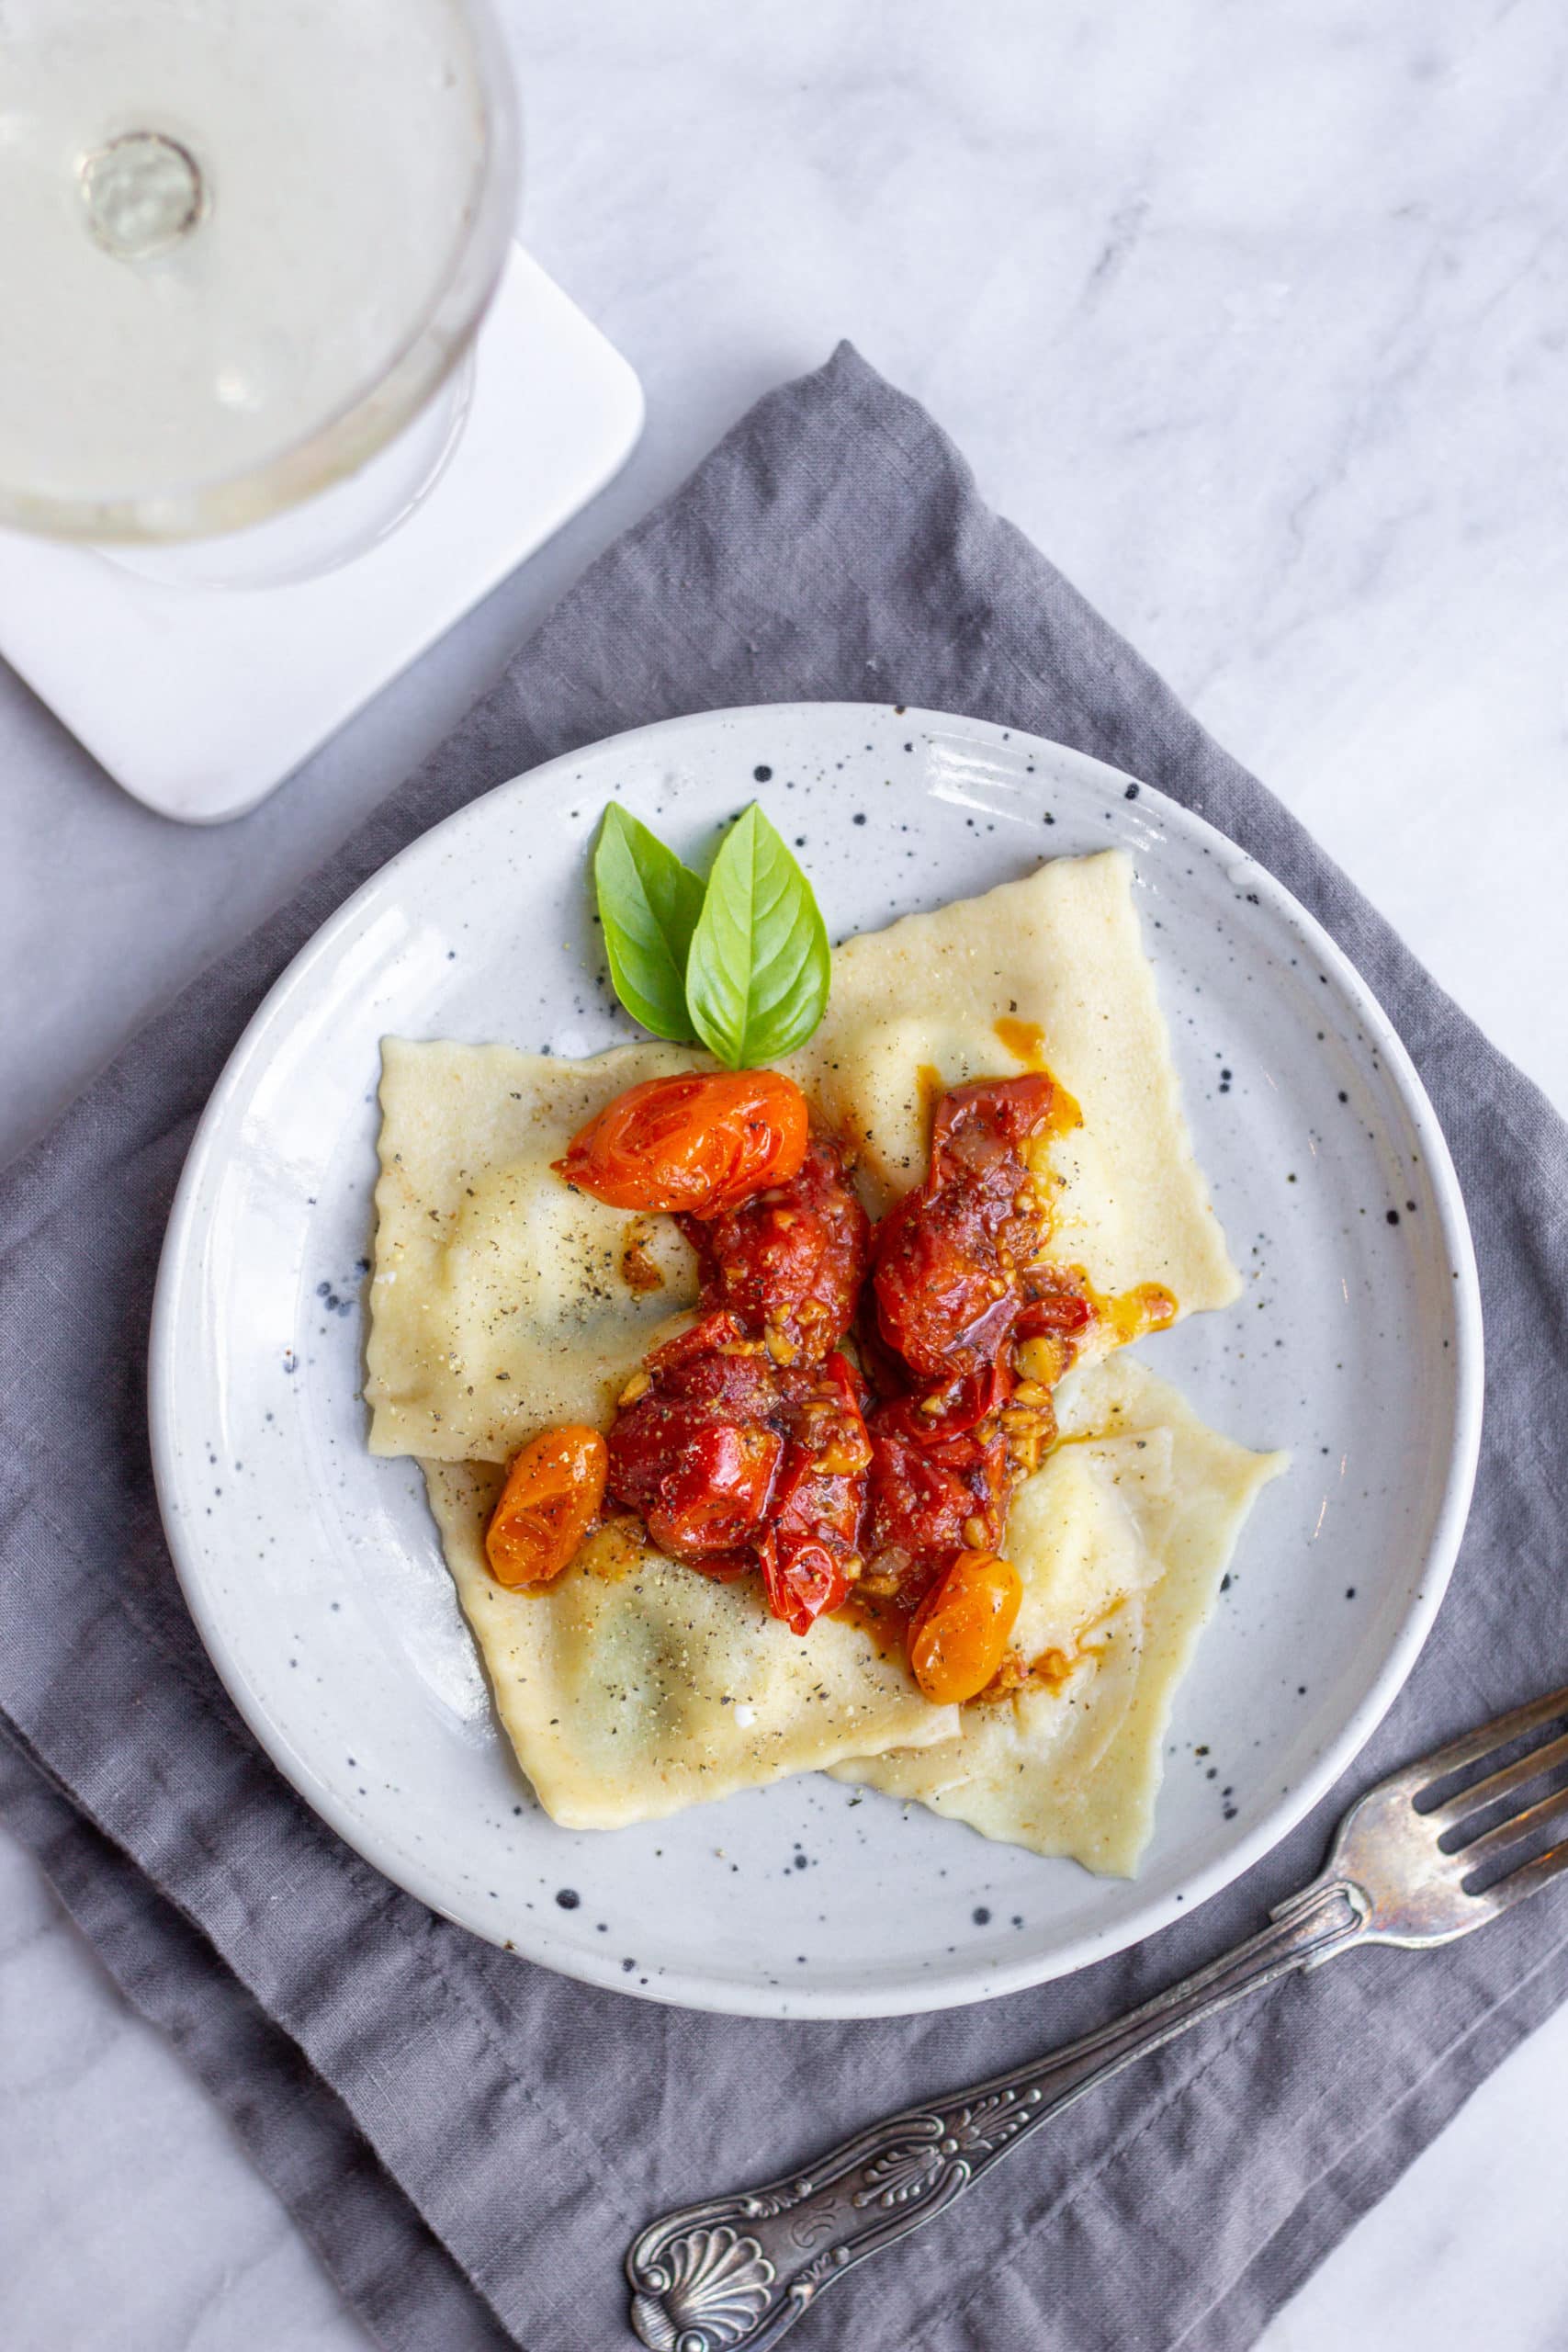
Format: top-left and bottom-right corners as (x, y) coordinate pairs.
(0, 0), (520, 546)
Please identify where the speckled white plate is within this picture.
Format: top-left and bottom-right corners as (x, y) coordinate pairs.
(150, 704), (1482, 2018)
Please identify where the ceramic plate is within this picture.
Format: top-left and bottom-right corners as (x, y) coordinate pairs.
(150, 704), (1482, 2018)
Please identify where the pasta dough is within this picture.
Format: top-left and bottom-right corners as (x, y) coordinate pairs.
(830, 1355), (1287, 1875)
(422, 1461), (959, 1827)
(795, 850), (1240, 1313)
(367, 1038), (705, 1462)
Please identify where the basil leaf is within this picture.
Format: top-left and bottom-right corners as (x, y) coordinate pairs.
(593, 804), (707, 1042)
(684, 804), (830, 1069)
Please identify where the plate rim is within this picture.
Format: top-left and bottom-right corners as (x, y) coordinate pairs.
(150, 700), (1485, 2017)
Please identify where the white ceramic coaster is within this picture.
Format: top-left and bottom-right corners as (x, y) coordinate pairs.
(0, 248), (643, 822)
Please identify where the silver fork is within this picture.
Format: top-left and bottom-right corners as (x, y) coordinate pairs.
(626, 1684), (1568, 2352)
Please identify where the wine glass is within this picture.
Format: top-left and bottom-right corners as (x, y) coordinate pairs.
(0, 0), (521, 581)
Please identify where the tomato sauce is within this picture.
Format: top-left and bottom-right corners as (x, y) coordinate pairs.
(495, 1059), (1177, 1686)
(677, 1136), (870, 1370)
(602, 1133), (873, 1631)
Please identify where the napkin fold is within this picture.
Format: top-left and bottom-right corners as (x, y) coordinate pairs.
(6, 344), (1568, 2352)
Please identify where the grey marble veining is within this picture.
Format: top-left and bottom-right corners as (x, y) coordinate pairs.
(5, 2), (1568, 2346)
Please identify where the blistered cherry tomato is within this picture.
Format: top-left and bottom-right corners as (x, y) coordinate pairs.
(864, 1397), (1010, 1578)
(761, 1536), (852, 1637)
(907, 1550), (1022, 1704)
(681, 1136), (869, 1366)
(657, 1422), (784, 1559)
(873, 1075), (1056, 1381)
(761, 1351), (870, 1634)
(555, 1071), (809, 1216)
(1016, 1276), (1093, 1338)
(485, 1425), (607, 1589)
(605, 1312), (786, 1561)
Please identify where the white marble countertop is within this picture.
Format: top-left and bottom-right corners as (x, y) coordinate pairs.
(5, 2), (1568, 2346)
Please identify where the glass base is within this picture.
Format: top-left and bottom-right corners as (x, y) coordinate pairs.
(0, 245), (645, 820)
(105, 356), (475, 592)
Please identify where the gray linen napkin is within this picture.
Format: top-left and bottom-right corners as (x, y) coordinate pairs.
(5, 344), (1567, 2352)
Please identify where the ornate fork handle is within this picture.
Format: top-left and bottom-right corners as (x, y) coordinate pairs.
(626, 1874), (1368, 2351)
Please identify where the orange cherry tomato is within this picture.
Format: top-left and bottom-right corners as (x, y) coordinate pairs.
(907, 1550), (1022, 1704)
(485, 1425), (607, 1589)
(554, 1070), (809, 1217)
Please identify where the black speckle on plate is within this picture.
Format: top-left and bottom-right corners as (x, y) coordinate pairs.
(555, 1887), (581, 1910)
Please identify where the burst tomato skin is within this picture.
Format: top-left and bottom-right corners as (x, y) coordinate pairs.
(760, 1535), (852, 1636)
(605, 1318), (871, 1628)
(605, 1313), (785, 1561)
(873, 1075), (1056, 1381)
(608, 1397), (783, 1561)
(772, 1353), (871, 1544)
(907, 1550), (1022, 1704)
(762, 1351), (870, 1633)
(1017, 1276), (1093, 1339)
(864, 1397), (1010, 1585)
(485, 1425), (607, 1588)
(555, 1070), (810, 1216)
(642, 1419), (785, 1560)
(680, 1136), (869, 1368)
(638, 1312), (784, 1417)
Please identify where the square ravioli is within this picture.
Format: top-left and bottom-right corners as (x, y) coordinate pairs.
(367, 1037), (706, 1462)
(421, 1461), (959, 1826)
(830, 1354), (1287, 1875)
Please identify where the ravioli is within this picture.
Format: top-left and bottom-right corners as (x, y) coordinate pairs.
(795, 851), (1240, 1317)
(368, 852), (1269, 1856)
(422, 1462), (959, 1826)
(368, 853), (1238, 1465)
(830, 1355), (1287, 1875)
(367, 1038), (705, 1462)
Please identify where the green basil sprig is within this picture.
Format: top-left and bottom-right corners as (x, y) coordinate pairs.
(684, 806), (830, 1068)
(592, 800), (830, 1067)
(593, 805), (707, 1042)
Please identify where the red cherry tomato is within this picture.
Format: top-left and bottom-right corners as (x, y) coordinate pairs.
(639, 1419), (784, 1560)
(760, 1535), (852, 1637)
(907, 1550), (1022, 1704)
(485, 1425), (607, 1589)
(761, 1351), (869, 1634)
(555, 1071), (810, 1216)
(605, 1312), (787, 1562)
(680, 1136), (869, 1366)
(1016, 1277), (1092, 1338)
(864, 1399), (1010, 1577)
(873, 1075), (1056, 1382)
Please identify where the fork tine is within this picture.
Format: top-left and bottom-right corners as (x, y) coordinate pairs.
(1428, 1728), (1568, 1835)
(1413, 1687), (1568, 1796)
(1470, 1837), (1568, 1922)
(1456, 1781), (1568, 1874)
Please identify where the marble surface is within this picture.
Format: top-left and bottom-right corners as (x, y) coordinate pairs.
(4, 0), (1568, 2345)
